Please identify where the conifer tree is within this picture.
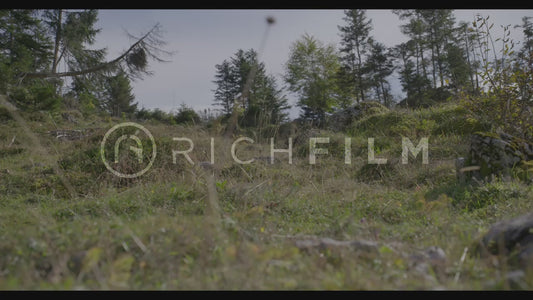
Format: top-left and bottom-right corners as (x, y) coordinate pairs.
(104, 71), (137, 117)
(338, 9), (373, 103)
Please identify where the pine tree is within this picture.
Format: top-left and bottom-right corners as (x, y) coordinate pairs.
(394, 9), (466, 106)
(338, 9), (373, 103)
(394, 10), (429, 82)
(457, 21), (479, 93)
(419, 9), (456, 88)
(42, 10), (107, 96)
(0, 10), (61, 111)
(104, 72), (137, 117)
(174, 102), (200, 125)
(231, 49), (265, 113)
(245, 73), (289, 127)
(444, 42), (471, 92)
(513, 16), (533, 103)
(212, 49), (288, 126)
(514, 17), (533, 72)
(393, 41), (431, 107)
(0, 9), (170, 113)
(366, 41), (395, 106)
(213, 59), (237, 117)
(0, 9), (52, 92)
(21, 11), (172, 85)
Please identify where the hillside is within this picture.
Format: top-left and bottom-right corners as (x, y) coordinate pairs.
(1, 102), (532, 290)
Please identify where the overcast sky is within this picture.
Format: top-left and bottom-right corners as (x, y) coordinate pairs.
(91, 9), (533, 118)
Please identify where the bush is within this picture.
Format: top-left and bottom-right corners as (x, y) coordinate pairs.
(77, 92), (100, 117)
(174, 103), (200, 125)
(460, 16), (533, 140)
(134, 107), (174, 124)
(451, 180), (524, 211)
(9, 82), (62, 112)
(349, 110), (425, 137)
(426, 105), (489, 135)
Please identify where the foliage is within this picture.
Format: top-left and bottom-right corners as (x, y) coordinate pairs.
(213, 59), (236, 116)
(284, 34), (340, 125)
(213, 49), (289, 126)
(133, 105), (202, 126)
(43, 9), (106, 76)
(337, 9), (374, 104)
(366, 41), (395, 106)
(392, 10), (473, 107)
(174, 102), (200, 125)
(9, 80), (61, 111)
(0, 10), (52, 92)
(103, 72), (137, 117)
(0, 9), (171, 119)
(460, 15), (533, 139)
(134, 107), (173, 124)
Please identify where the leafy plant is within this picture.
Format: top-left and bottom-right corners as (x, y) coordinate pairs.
(215, 180), (227, 192)
(460, 15), (533, 139)
(10, 81), (62, 112)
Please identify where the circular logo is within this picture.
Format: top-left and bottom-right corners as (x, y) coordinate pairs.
(100, 122), (157, 178)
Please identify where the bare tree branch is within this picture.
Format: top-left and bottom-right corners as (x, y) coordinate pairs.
(20, 23), (171, 80)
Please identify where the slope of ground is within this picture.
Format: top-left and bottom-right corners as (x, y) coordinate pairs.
(0, 103), (532, 289)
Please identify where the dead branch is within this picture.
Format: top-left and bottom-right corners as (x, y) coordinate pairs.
(21, 23), (171, 80)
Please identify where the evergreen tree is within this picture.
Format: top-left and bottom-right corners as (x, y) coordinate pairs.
(419, 9), (456, 88)
(42, 10), (107, 96)
(0, 9), (52, 92)
(366, 41), (395, 106)
(515, 16), (533, 63)
(394, 10), (429, 82)
(393, 41), (431, 107)
(0, 9), (170, 115)
(245, 73), (289, 127)
(21, 13), (171, 85)
(444, 42), (471, 92)
(0, 10), (61, 111)
(174, 102), (200, 125)
(104, 72), (137, 117)
(231, 49), (265, 113)
(513, 16), (533, 102)
(212, 49), (288, 126)
(338, 9), (373, 103)
(212, 59), (237, 117)
(394, 9), (466, 105)
(457, 21), (480, 93)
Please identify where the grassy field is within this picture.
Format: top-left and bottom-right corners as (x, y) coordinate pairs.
(0, 103), (532, 290)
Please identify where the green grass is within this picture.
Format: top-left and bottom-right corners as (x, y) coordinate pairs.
(0, 105), (532, 290)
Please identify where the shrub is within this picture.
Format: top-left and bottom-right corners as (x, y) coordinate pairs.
(10, 82), (62, 112)
(460, 16), (532, 140)
(174, 103), (200, 125)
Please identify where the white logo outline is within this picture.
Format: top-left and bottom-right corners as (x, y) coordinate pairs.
(100, 122), (157, 178)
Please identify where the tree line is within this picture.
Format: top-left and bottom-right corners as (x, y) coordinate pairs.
(212, 9), (533, 133)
